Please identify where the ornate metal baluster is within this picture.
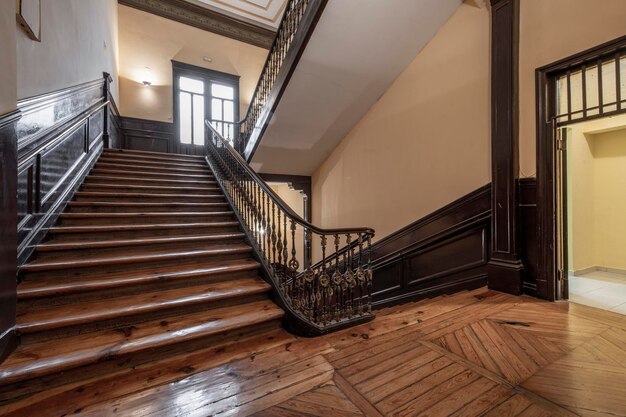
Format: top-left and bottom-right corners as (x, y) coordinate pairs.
(276, 209), (283, 287)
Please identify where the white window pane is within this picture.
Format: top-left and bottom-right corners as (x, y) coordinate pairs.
(212, 98), (222, 121)
(193, 95), (205, 146)
(226, 123), (234, 140)
(224, 100), (234, 122)
(602, 59), (617, 112)
(179, 92), (192, 144)
(212, 83), (234, 99)
(180, 76), (204, 94)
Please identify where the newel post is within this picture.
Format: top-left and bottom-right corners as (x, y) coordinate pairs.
(102, 72), (112, 149)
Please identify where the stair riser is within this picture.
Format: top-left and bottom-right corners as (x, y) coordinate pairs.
(34, 237), (246, 261)
(47, 225), (241, 241)
(80, 185), (222, 195)
(103, 149), (206, 163)
(95, 162), (209, 175)
(67, 203), (231, 213)
(57, 214), (234, 226)
(97, 157), (208, 170)
(84, 176), (218, 187)
(0, 320), (282, 397)
(19, 270), (261, 308)
(19, 292), (271, 344)
(90, 168), (214, 181)
(21, 251), (252, 281)
(74, 194), (226, 203)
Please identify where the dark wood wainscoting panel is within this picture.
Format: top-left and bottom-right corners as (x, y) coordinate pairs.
(371, 184), (491, 309)
(107, 95), (122, 149)
(519, 178), (538, 295)
(0, 110), (20, 361)
(370, 180), (539, 309)
(16, 78), (110, 266)
(119, 116), (205, 156)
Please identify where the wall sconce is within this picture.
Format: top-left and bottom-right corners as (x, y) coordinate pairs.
(142, 66), (153, 87)
(142, 80), (152, 87)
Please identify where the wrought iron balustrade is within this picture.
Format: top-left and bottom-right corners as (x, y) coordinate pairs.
(237, 0), (326, 157)
(205, 122), (375, 335)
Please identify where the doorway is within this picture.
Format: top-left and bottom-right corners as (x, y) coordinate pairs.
(172, 61), (239, 154)
(536, 36), (626, 304)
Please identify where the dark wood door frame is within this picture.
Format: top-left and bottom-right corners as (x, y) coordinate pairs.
(488, 0), (524, 295)
(535, 35), (626, 301)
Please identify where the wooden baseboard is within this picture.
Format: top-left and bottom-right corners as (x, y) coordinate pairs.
(574, 266), (626, 277)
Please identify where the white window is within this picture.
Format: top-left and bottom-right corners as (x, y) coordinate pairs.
(178, 76), (205, 145)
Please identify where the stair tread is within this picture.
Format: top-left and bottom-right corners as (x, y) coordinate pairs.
(85, 175), (218, 185)
(90, 168), (214, 179)
(18, 259), (261, 299)
(81, 183), (221, 192)
(59, 212), (234, 219)
(16, 277), (271, 333)
(48, 221), (239, 234)
(21, 244), (252, 271)
(74, 191), (223, 199)
(98, 157), (207, 169)
(96, 162), (209, 174)
(67, 201), (229, 208)
(37, 232), (244, 251)
(0, 300), (283, 385)
(103, 148), (205, 161)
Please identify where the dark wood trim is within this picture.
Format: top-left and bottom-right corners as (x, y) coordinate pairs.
(243, 0), (328, 161)
(0, 109), (20, 361)
(171, 60), (241, 84)
(16, 77), (111, 265)
(535, 35), (626, 300)
(488, 0), (523, 295)
(118, 0), (276, 49)
(371, 184), (491, 309)
(519, 178), (538, 296)
(258, 173), (311, 221)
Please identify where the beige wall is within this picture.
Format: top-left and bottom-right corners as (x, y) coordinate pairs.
(16, 0), (119, 101)
(312, 2), (490, 241)
(118, 5), (267, 123)
(0, 1), (17, 114)
(519, 0), (626, 177)
(566, 115), (626, 273)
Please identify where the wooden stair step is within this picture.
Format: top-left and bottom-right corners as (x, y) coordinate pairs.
(37, 232), (244, 252)
(95, 162), (209, 175)
(56, 212), (235, 226)
(90, 168), (214, 180)
(66, 201), (230, 213)
(16, 277), (271, 335)
(18, 260), (261, 299)
(84, 175), (218, 187)
(103, 148), (205, 162)
(98, 155), (207, 168)
(20, 244), (253, 272)
(46, 221), (241, 241)
(80, 183), (221, 194)
(74, 191), (225, 203)
(0, 300), (283, 386)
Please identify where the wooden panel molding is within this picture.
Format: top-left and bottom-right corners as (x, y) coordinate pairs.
(118, 116), (183, 155)
(370, 180), (538, 309)
(16, 77), (114, 266)
(118, 0), (276, 49)
(370, 184), (491, 309)
(0, 110), (20, 361)
(489, 0), (524, 295)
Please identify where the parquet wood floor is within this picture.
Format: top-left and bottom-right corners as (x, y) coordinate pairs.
(1, 288), (624, 416)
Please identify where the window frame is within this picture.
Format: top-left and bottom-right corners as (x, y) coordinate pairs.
(172, 60), (240, 149)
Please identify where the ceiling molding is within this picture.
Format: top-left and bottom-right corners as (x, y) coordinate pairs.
(118, 0), (276, 49)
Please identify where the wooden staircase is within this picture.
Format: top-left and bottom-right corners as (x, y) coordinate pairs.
(0, 148), (284, 398)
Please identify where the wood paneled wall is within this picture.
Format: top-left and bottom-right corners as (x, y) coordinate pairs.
(371, 181), (538, 309)
(16, 77), (117, 266)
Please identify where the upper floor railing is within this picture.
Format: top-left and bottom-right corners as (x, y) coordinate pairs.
(205, 121), (375, 335)
(237, 0), (327, 159)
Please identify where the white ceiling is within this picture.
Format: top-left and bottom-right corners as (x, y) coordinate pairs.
(184, 0), (288, 29)
(250, 0), (462, 175)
